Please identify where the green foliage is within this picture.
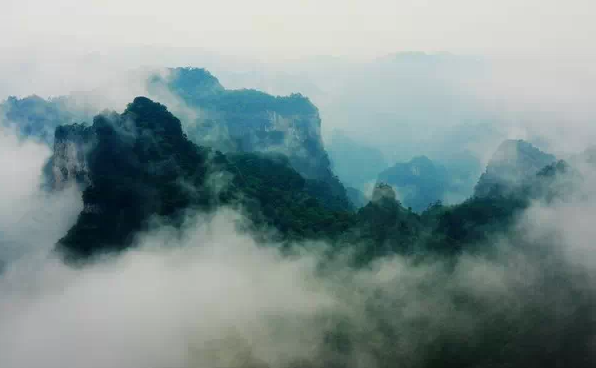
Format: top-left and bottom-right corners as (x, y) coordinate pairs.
(225, 152), (357, 240)
(54, 97), (581, 264)
(427, 194), (528, 253)
(58, 98), (213, 257)
(57, 98), (356, 258)
(208, 90), (318, 116)
(346, 183), (425, 263)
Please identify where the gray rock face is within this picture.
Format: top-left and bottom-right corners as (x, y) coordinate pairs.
(149, 68), (331, 179)
(474, 139), (556, 197)
(46, 123), (95, 190)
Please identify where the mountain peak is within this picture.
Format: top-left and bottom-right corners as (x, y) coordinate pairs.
(474, 139), (556, 197)
(122, 96), (184, 138)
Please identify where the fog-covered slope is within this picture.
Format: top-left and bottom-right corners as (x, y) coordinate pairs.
(0, 95), (89, 144)
(475, 139), (557, 197)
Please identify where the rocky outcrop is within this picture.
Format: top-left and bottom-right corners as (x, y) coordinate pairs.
(46, 123), (95, 190)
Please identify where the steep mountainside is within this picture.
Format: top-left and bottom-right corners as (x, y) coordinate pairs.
(48, 97), (589, 266)
(55, 97), (214, 257)
(349, 183), (424, 262)
(3, 68), (353, 211)
(474, 139), (556, 197)
(148, 67), (352, 211)
(52, 97), (356, 258)
(44, 123), (95, 190)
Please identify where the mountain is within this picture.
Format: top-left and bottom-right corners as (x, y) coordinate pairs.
(44, 123), (95, 190)
(377, 156), (450, 212)
(47, 96), (591, 266)
(6, 79), (578, 262)
(147, 68), (352, 211)
(474, 139), (556, 197)
(3, 68), (353, 211)
(52, 97), (356, 258)
(54, 97), (214, 257)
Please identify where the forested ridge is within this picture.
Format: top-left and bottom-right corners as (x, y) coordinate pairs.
(50, 96), (578, 262)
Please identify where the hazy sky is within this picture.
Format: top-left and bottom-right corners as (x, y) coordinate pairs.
(3, 0), (596, 61)
(3, 0), (596, 159)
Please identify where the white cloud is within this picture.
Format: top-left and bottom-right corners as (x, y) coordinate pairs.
(0, 125), (82, 262)
(1, 189), (595, 367)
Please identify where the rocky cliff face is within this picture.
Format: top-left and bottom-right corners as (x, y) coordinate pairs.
(54, 97), (214, 257)
(148, 67), (351, 210)
(474, 139), (556, 197)
(46, 123), (95, 190)
(150, 68), (327, 175)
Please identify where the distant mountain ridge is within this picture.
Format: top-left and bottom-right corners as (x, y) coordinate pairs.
(0, 95), (89, 144)
(377, 155), (450, 212)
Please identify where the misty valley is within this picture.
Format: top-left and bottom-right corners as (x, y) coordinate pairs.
(1, 67), (595, 368)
